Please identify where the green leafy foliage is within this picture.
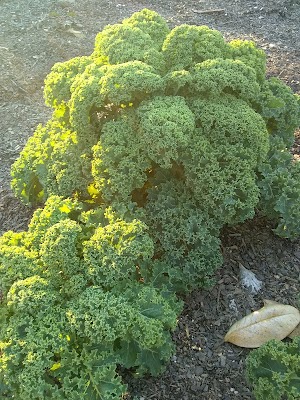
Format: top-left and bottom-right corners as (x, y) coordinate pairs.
(2, 8), (300, 399)
(161, 24), (229, 71)
(246, 337), (300, 399)
(140, 179), (222, 292)
(0, 196), (182, 399)
(10, 10), (300, 240)
(10, 119), (96, 202)
(229, 39), (266, 82)
(257, 137), (300, 238)
(255, 78), (300, 147)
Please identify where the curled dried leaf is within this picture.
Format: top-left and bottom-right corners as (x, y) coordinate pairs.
(224, 300), (300, 348)
(66, 28), (85, 38)
(288, 322), (300, 339)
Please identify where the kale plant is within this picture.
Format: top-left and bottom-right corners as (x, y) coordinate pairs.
(1, 8), (300, 399)
(246, 336), (300, 399)
(11, 11), (300, 240)
(0, 196), (182, 399)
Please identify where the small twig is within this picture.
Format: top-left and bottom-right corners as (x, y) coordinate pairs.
(0, 83), (8, 91)
(250, 242), (257, 256)
(185, 325), (190, 338)
(10, 79), (28, 94)
(192, 8), (225, 14)
(216, 285), (221, 311)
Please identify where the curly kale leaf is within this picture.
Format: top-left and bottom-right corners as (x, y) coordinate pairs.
(141, 179), (223, 292)
(136, 95), (195, 168)
(0, 302), (69, 399)
(122, 8), (170, 50)
(44, 56), (92, 108)
(0, 195), (182, 399)
(68, 63), (108, 134)
(83, 217), (154, 288)
(67, 284), (181, 376)
(257, 137), (300, 238)
(1, 284), (179, 398)
(92, 95), (195, 203)
(98, 61), (165, 104)
(11, 119), (96, 204)
(246, 337), (300, 400)
(40, 219), (84, 290)
(92, 9), (169, 71)
(229, 39), (266, 82)
(0, 231), (39, 297)
(27, 195), (83, 249)
(189, 58), (260, 102)
(92, 110), (151, 203)
(93, 24), (154, 65)
(255, 77), (300, 147)
(162, 24), (229, 71)
(185, 95), (269, 225)
(6, 275), (57, 317)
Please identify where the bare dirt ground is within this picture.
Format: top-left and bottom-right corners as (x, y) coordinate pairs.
(0, 0), (300, 399)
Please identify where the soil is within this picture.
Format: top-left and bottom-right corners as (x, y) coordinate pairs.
(0, 0), (300, 399)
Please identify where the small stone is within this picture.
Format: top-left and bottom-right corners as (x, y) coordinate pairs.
(195, 366), (204, 375)
(191, 383), (202, 391)
(220, 354), (226, 367)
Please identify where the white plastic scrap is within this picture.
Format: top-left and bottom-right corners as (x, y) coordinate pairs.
(229, 298), (238, 313)
(239, 264), (262, 294)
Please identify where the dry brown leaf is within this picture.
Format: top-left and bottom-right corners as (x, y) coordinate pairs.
(224, 300), (300, 348)
(66, 28), (85, 38)
(288, 322), (300, 339)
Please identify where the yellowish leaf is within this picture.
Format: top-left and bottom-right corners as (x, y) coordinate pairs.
(87, 183), (100, 197)
(288, 322), (300, 339)
(59, 204), (71, 214)
(224, 300), (300, 348)
(66, 28), (85, 38)
(50, 362), (61, 371)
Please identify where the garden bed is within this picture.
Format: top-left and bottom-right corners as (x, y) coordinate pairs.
(0, 0), (299, 398)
